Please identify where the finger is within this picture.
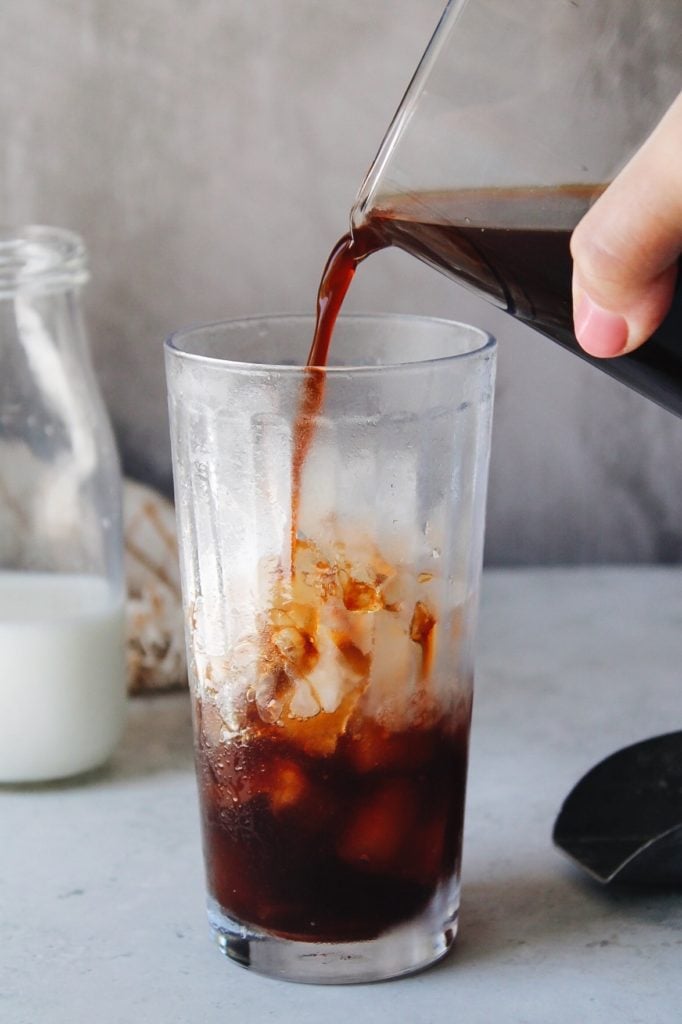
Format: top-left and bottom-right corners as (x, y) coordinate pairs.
(570, 91), (682, 357)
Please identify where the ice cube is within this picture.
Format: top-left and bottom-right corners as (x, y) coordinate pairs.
(305, 624), (366, 715)
(364, 610), (419, 727)
(338, 779), (417, 873)
(375, 430), (419, 565)
(198, 700), (227, 748)
(344, 720), (434, 774)
(296, 425), (338, 541)
(268, 758), (310, 813)
(341, 576), (384, 612)
(288, 678), (321, 719)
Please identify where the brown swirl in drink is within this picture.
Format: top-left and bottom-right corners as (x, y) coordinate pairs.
(194, 530), (470, 942)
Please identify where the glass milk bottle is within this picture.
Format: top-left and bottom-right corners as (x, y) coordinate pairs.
(0, 226), (126, 782)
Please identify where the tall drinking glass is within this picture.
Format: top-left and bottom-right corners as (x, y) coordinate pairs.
(165, 314), (495, 983)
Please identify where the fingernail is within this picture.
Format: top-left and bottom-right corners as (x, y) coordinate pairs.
(573, 292), (629, 357)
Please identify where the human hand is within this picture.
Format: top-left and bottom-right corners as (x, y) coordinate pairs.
(570, 91), (682, 358)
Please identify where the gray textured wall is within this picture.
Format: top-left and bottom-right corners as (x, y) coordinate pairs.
(3, 0), (682, 564)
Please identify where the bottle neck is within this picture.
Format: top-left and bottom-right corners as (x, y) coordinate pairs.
(0, 226), (88, 300)
(0, 227), (91, 369)
(0, 228), (97, 428)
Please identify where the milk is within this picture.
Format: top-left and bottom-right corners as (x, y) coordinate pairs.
(0, 572), (126, 782)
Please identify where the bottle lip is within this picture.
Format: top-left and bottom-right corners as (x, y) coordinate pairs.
(0, 225), (89, 298)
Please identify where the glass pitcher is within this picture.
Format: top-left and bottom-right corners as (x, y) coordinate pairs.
(0, 226), (126, 782)
(352, 0), (682, 415)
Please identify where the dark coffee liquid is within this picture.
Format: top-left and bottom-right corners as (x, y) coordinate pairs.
(197, 706), (469, 941)
(290, 228), (383, 550)
(308, 226), (384, 368)
(196, 510), (462, 942)
(347, 186), (682, 416)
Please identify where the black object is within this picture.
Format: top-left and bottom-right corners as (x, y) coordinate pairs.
(553, 731), (682, 884)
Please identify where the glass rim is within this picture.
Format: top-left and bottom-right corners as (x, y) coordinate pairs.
(165, 312), (496, 376)
(0, 225), (89, 298)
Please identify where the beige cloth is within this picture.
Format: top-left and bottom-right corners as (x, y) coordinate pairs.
(124, 479), (186, 694)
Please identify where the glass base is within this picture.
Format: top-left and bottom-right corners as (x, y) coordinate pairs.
(207, 897), (458, 984)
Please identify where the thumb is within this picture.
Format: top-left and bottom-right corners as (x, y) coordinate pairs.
(570, 91), (682, 358)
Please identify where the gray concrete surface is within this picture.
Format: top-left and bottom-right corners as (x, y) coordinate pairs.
(2, 1), (682, 563)
(3, 568), (682, 1022)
